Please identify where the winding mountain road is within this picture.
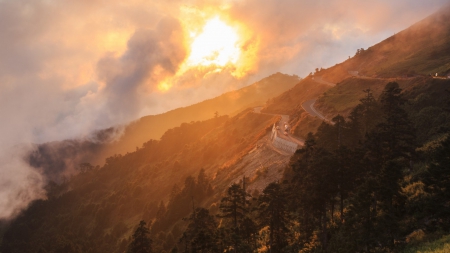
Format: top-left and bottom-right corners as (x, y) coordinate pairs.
(312, 76), (335, 86)
(253, 107), (304, 146)
(253, 75), (335, 150)
(301, 75), (336, 122)
(301, 99), (327, 121)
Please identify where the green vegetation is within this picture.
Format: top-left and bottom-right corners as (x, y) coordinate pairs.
(315, 76), (450, 145)
(401, 234), (450, 253)
(315, 6), (450, 84)
(262, 76), (331, 139)
(128, 221), (152, 253)
(262, 76), (329, 116)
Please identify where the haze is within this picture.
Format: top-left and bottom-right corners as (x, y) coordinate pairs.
(0, 0), (448, 219)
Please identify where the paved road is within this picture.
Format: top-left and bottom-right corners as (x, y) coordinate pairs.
(253, 107), (304, 146)
(301, 99), (327, 121)
(302, 75), (336, 122)
(312, 76), (335, 86)
(254, 74), (337, 146)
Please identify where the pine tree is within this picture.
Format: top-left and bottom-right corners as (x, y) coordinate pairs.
(346, 82), (415, 250)
(180, 208), (218, 253)
(218, 184), (248, 228)
(128, 220), (152, 253)
(423, 135), (450, 230)
(257, 182), (290, 252)
(218, 183), (255, 252)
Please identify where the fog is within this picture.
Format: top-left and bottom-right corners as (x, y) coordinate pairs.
(0, 0), (448, 219)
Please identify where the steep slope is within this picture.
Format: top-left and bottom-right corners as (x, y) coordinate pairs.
(314, 72), (450, 145)
(27, 73), (300, 179)
(1, 110), (289, 253)
(317, 4), (450, 82)
(260, 76), (332, 139)
(108, 73), (300, 157)
(238, 5), (450, 140)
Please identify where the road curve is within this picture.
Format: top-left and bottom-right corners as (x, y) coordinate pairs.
(302, 75), (337, 122)
(253, 107), (304, 146)
(312, 76), (335, 86)
(301, 100), (328, 121)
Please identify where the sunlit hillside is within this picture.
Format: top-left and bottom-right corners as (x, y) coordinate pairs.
(26, 73), (299, 181)
(2, 110), (280, 252)
(110, 73), (300, 156)
(317, 4), (450, 82)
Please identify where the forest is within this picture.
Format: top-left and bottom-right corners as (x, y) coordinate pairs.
(147, 81), (450, 253)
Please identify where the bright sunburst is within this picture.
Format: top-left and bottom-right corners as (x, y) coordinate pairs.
(187, 17), (241, 67)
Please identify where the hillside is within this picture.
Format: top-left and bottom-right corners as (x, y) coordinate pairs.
(259, 76), (332, 139)
(316, 4), (450, 82)
(106, 73), (300, 159)
(26, 73), (299, 180)
(3, 110), (290, 253)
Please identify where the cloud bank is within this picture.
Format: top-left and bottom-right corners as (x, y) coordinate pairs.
(0, 0), (448, 219)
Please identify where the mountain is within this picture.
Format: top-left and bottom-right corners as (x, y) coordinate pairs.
(26, 73), (300, 181)
(262, 4), (450, 138)
(2, 72), (306, 252)
(316, 4), (450, 83)
(107, 72), (300, 157)
(261, 76), (332, 139)
(2, 109), (284, 253)
(3, 5), (450, 253)
(309, 7), (450, 139)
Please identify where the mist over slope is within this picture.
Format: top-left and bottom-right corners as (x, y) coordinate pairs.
(316, 4), (450, 83)
(25, 73), (299, 184)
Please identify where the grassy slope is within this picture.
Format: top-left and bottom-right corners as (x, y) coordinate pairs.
(261, 76), (329, 115)
(401, 234), (450, 253)
(260, 76), (331, 139)
(314, 76), (450, 119)
(315, 5), (450, 83)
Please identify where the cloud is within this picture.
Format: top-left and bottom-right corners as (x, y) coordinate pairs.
(0, 145), (46, 219)
(93, 16), (186, 127)
(227, 0), (449, 75)
(0, 0), (448, 219)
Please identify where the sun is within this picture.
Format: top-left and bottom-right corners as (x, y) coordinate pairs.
(156, 15), (258, 93)
(186, 17), (241, 67)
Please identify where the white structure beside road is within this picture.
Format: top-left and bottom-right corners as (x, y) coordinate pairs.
(271, 124), (298, 153)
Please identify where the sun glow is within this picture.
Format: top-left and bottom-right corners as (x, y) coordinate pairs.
(155, 14), (259, 93)
(187, 17), (241, 67)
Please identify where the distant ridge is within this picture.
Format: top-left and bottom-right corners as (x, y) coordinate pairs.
(108, 72), (300, 156)
(318, 4), (450, 82)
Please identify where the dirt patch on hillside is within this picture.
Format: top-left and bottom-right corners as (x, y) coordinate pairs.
(214, 131), (293, 194)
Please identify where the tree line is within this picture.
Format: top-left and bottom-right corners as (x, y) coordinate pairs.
(129, 82), (450, 252)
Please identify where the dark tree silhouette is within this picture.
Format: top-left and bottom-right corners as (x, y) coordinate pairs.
(128, 220), (152, 253)
(257, 182), (290, 252)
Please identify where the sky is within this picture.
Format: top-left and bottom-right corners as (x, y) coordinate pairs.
(0, 0), (449, 219)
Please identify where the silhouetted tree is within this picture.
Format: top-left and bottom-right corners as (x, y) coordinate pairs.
(128, 220), (152, 253)
(218, 183), (255, 252)
(257, 182), (290, 252)
(423, 135), (450, 230)
(180, 208), (218, 253)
